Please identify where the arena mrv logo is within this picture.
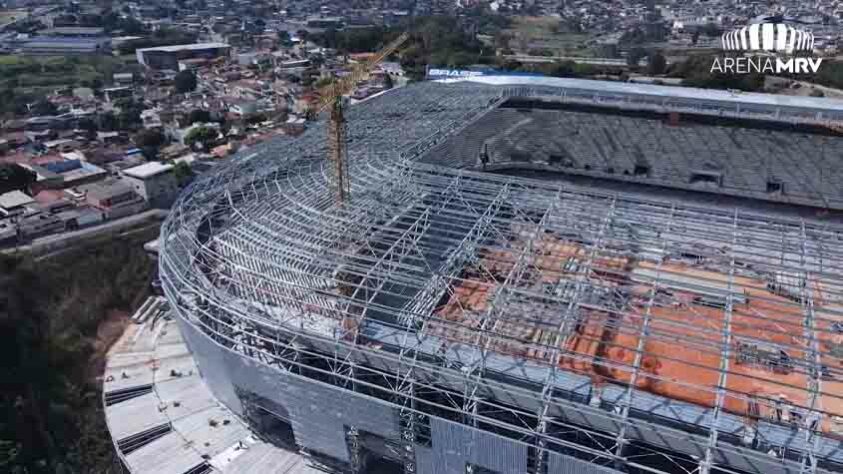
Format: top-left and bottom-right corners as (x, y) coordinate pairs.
(710, 20), (822, 74)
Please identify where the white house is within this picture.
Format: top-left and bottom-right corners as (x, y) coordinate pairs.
(121, 162), (179, 208)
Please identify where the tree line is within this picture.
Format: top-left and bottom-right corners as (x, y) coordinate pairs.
(1, 230), (157, 473)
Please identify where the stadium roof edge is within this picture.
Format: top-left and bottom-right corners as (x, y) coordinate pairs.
(449, 75), (843, 113)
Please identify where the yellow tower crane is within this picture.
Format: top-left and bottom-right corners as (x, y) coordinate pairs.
(309, 32), (410, 205)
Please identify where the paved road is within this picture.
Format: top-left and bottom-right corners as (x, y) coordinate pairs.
(3, 209), (169, 257)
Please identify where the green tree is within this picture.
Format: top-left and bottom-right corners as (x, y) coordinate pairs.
(186, 109), (212, 126)
(97, 112), (119, 131)
(173, 161), (194, 187)
(277, 30), (291, 44)
(118, 103), (143, 130)
(0, 232), (155, 473)
(627, 48), (647, 68)
(12, 94), (36, 116)
(0, 164), (36, 195)
(77, 117), (97, 133)
(700, 23), (722, 37)
(493, 31), (512, 50)
(184, 126), (218, 149)
(133, 129), (167, 159)
(174, 70), (197, 94)
(313, 77), (334, 89)
(546, 60), (578, 78)
(31, 100), (57, 116)
(0, 256), (58, 473)
(528, 48), (554, 57)
(647, 51), (667, 75)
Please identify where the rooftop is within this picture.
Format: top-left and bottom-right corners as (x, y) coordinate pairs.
(22, 36), (109, 46)
(123, 162), (174, 179)
(0, 190), (34, 209)
(82, 179), (134, 201)
(38, 27), (105, 35)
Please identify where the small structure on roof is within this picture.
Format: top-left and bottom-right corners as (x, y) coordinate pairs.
(0, 190), (35, 217)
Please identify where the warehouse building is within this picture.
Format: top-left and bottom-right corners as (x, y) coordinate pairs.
(20, 36), (111, 55)
(37, 27), (106, 37)
(135, 42), (231, 70)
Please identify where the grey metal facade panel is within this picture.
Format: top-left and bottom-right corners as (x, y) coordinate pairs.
(285, 375), (402, 458)
(623, 421), (707, 458)
(818, 437), (843, 462)
(415, 445), (460, 474)
(480, 379), (543, 414)
(367, 321), (444, 355)
(485, 352), (546, 381)
(283, 384), (351, 462)
(417, 417), (528, 474)
(716, 412), (751, 436)
(547, 452), (623, 474)
(225, 355), (293, 420)
(180, 315), (403, 463)
(599, 384), (748, 436)
(757, 421), (843, 462)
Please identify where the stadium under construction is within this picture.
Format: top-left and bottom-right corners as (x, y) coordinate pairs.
(146, 77), (843, 474)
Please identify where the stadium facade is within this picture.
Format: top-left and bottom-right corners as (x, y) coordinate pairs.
(153, 78), (843, 474)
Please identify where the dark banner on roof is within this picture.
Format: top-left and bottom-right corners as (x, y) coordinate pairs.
(425, 66), (544, 80)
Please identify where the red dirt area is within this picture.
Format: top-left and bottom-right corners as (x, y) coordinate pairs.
(89, 309), (132, 381)
(565, 261), (841, 434)
(426, 230), (843, 435)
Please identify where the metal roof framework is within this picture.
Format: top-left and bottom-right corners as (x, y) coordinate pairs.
(159, 82), (843, 474)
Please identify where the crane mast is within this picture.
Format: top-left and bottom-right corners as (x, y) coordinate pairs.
(311, 32), (410, 205)
(327, 98), (350, 204)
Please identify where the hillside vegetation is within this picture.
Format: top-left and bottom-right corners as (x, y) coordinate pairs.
(0, 229), (158, 473)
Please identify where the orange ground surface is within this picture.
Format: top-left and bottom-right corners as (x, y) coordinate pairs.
(428, 235), (843, 434)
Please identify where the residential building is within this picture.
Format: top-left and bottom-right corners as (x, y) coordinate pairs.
(81, 180), (147, 219)
(54, 206), (103, 230)
(229, 99), (274, 117)
(29, 159), (108, 189)
(104, 87), (133, 103)
(17, 212), (64, 239)
(0, 190), (34, 217)
(121, 162), (179, 208)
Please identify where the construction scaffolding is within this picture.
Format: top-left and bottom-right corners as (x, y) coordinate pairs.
(159, 81), (843, 474)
